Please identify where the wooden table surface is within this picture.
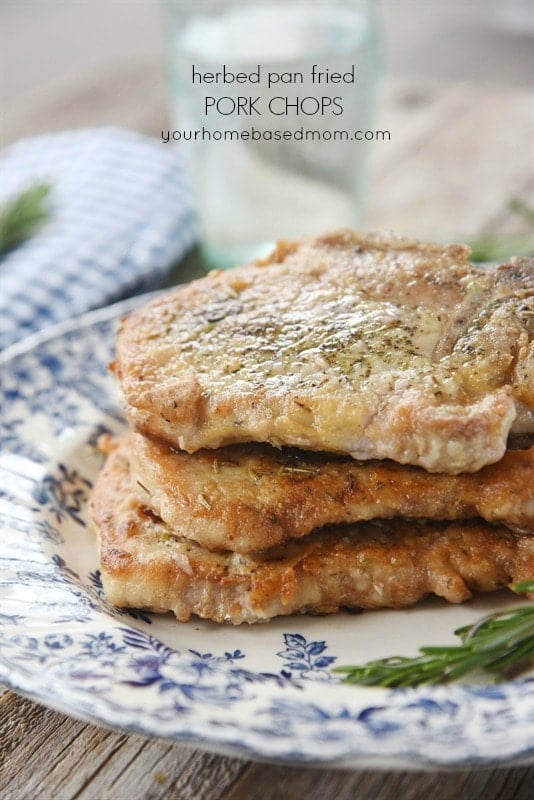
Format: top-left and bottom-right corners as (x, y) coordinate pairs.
(1, 73), (533, 799)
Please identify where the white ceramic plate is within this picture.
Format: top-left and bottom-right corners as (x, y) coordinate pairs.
(1, 297), (533, 770)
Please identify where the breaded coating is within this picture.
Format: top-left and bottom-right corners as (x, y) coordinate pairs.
(114, 230), (534, 474)
(125, 433), (534, 552)
(90, 441), (534, 625)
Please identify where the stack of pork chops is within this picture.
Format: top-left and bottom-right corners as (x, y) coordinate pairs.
(90, 230), (534, 624)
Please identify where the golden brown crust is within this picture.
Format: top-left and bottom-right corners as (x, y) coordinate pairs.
(90, 440), (534, 625)
(115, 230), (533, 473)
(127, 433), (534, 552)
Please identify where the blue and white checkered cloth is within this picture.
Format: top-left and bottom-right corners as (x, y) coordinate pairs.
(0, 128), (198, 350)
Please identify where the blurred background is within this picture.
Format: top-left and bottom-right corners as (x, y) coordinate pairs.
(2, 0), (533, 147)
(1, 0), (533, 254)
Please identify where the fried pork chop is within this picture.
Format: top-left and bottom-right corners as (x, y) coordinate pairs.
(124, 433), (534, 552)
(114, 230), (533, 474)
(91, 441), (534, 625)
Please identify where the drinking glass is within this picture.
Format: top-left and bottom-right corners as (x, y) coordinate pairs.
(164, 0), (380, 268)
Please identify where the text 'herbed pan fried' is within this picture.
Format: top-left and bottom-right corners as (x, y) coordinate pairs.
(91, 230), (534, 624)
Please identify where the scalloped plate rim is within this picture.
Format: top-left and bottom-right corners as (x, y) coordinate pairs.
(1, 295), (533, 770)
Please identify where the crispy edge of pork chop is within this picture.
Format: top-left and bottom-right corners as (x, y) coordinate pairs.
(90, 441), (534, 625)
(113, 230), (533, 474)
(123, 433), (534, 553)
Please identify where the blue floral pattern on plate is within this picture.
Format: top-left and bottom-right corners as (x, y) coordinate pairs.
(1, 297), (533, 769)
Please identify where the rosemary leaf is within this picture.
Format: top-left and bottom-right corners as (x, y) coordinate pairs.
(468, 233), (534, 263)
(334, 585), (534, 688)
(509, 196), (534, 225)
(511, 579), (534, 594)
(0, 183), (52, 256)
(468, 196), (534, 262)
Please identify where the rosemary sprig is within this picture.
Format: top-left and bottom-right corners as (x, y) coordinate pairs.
(509, 196), (534, 225)
(468, 233), (534, 263)
(468, 196), (534, 261)
(334, 581), (534, 688)
(0, 182), (52, 256)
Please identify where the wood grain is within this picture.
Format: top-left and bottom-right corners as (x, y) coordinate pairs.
(366, 82), (534, 239)
(0, 690), (248, 800)
(223, 763), (534, 800)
